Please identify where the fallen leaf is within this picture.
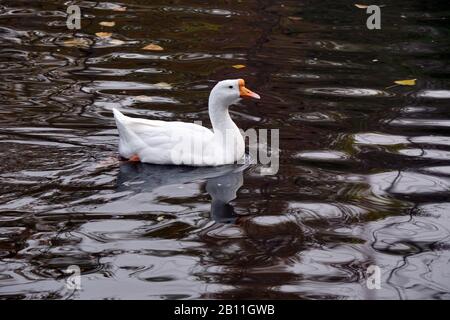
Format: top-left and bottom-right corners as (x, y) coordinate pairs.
(154, 82), (172, 90)
(99, 21), (115, 27)
(354, 4), (369, 9)
(108, 39), (125, 45)
(134, 95), (154, 102)
(112, 6), (127, 12)
(95, 32), (112, 38)
(232, 64), (246, 69)
(394, 79), (417, 86)
(156, 216), (164, 222)
(62, 38), (92, 48)
(142, 43), (164, 51)
(288, 16), (303, 21)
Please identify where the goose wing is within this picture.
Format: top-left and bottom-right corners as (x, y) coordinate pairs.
(113, 109), (214, 164)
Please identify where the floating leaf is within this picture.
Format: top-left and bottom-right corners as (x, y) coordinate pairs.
(394, 79), (416, 86)
(232, 64), (246, 69)
(142, 43), (164, 51)
(95, 32), (112, 38)
(134, 95), (154, 102)
(62, 38), (91, 48)
(99, 21), (115, 27)
(108, 39), (125, 45)
(354, 4), (369, 9)
(112, 6), (127, 12)
(154, 82), (172, 89)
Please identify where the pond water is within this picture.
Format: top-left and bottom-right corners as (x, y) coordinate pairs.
(1, 0), (450, 299)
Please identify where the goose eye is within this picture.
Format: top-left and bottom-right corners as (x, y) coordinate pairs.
(229, 85), (233, 89)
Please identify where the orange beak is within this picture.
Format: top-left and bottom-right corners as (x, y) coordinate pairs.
(239, 79), (260, 100)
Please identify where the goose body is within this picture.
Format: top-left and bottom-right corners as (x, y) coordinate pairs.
(113, 79), (260, 166)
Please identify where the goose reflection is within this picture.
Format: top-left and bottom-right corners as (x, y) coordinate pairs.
(116, 161), (248, 223)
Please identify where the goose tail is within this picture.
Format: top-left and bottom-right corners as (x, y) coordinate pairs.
(113, 108), (127, 123)
(112, 108), (140, 158)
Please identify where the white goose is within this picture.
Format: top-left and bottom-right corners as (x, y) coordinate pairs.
(113, 79), (260, 166)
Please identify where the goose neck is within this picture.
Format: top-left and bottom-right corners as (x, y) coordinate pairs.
(208, 95), (237, 135)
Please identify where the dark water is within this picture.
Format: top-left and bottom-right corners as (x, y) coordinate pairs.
(1, 0), (450, 299)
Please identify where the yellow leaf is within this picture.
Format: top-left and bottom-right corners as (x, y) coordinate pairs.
(142, 43), (164, 51)
(95, 32), (112, 38)
(394, 79), (417, 86)
(154, 82), (172, 89)
(63, 38), (91, 48)
(232, 64), (246, 69)
(99, 21), (115, 27)
(354, 4), (369, 9)
(108, 39), (125, 45)
(112, 6), (127, 12)
(135, 95), (154, 102)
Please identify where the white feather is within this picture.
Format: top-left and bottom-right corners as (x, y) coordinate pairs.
(113, 79), (252, 166)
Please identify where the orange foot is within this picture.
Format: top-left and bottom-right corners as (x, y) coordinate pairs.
(128, 154), (140, 162)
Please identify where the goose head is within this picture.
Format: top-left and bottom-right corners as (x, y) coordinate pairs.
(209, 79), (260, 108)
